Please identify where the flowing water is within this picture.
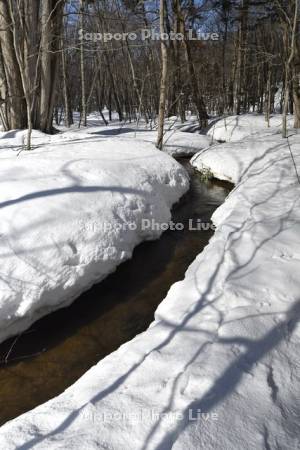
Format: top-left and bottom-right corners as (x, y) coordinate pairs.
(0, 160), (232, 425)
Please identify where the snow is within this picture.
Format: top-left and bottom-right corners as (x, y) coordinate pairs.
(102, 127), (211, 157)
(1, 116), (300, 450)
(151, 130), (211, 157)
(0, 128), (189, 343)
(206, 113), (290, 142)
(56, 112), (212, 157)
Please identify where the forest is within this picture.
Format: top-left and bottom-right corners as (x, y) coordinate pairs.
(0, 0), (299, 146)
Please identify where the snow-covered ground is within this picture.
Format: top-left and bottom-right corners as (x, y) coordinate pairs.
(0, 128), (189, 343)
(0, 115), (300, 449)
(56, 113), (212, 157)
(207, 113), (286, 142)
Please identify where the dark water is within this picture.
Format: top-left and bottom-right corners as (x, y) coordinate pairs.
(0, 160), (231, 425)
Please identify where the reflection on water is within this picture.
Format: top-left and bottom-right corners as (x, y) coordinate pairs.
(0, 160), (232, 425)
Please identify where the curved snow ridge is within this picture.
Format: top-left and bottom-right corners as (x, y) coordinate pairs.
(0, 137), (189, 344)
(1, 126), (300, 450)
(206, 113), (293, 143)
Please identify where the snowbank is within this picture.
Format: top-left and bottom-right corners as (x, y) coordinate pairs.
(0, 129), (189, 343)
(1, 118), (300, 450)
(207, 113), (289, 142)
(159, 130), (211, 156)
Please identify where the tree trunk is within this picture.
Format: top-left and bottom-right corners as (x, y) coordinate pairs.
(156, 0), (168, 150)
(39, 0), (64, 132)
(293, 69), (300, 128)
(293, 39), (300, 128)
(282, 0), (298, 138)
(233, 0), (249, 115)
(79, 0), (87, 127)
(61, 38), (70, 128)
(0, 46), (9, 130)
(0, 0), (26, 129)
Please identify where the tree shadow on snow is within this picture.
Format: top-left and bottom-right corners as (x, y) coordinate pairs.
(13, 144), (300, 449)
(89, 128), (149, 136)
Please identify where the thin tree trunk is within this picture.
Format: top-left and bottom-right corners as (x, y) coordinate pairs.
(293, 40), (300, 128)
(61, 38), (70, 127)
(293, 69), (300, 128)
(233, 0), (249, 115)
(79, 0), (87, 127)
(265, 68), (271, 127)
(156, 0), (168, 150)
(282, 0), (298, 138)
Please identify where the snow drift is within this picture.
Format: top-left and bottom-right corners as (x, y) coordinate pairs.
(0, 130), (189, 343)
(207, 113), (287, 142)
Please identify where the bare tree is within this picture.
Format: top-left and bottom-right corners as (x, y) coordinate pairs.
(156, 0), (168, 150)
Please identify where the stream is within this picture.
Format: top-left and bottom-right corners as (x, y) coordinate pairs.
(0, 159), (232, 425)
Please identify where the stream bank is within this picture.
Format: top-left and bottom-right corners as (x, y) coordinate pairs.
(0, 159), (232, 425)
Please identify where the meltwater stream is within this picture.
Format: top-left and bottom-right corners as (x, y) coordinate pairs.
(0, 160), (231, 425)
